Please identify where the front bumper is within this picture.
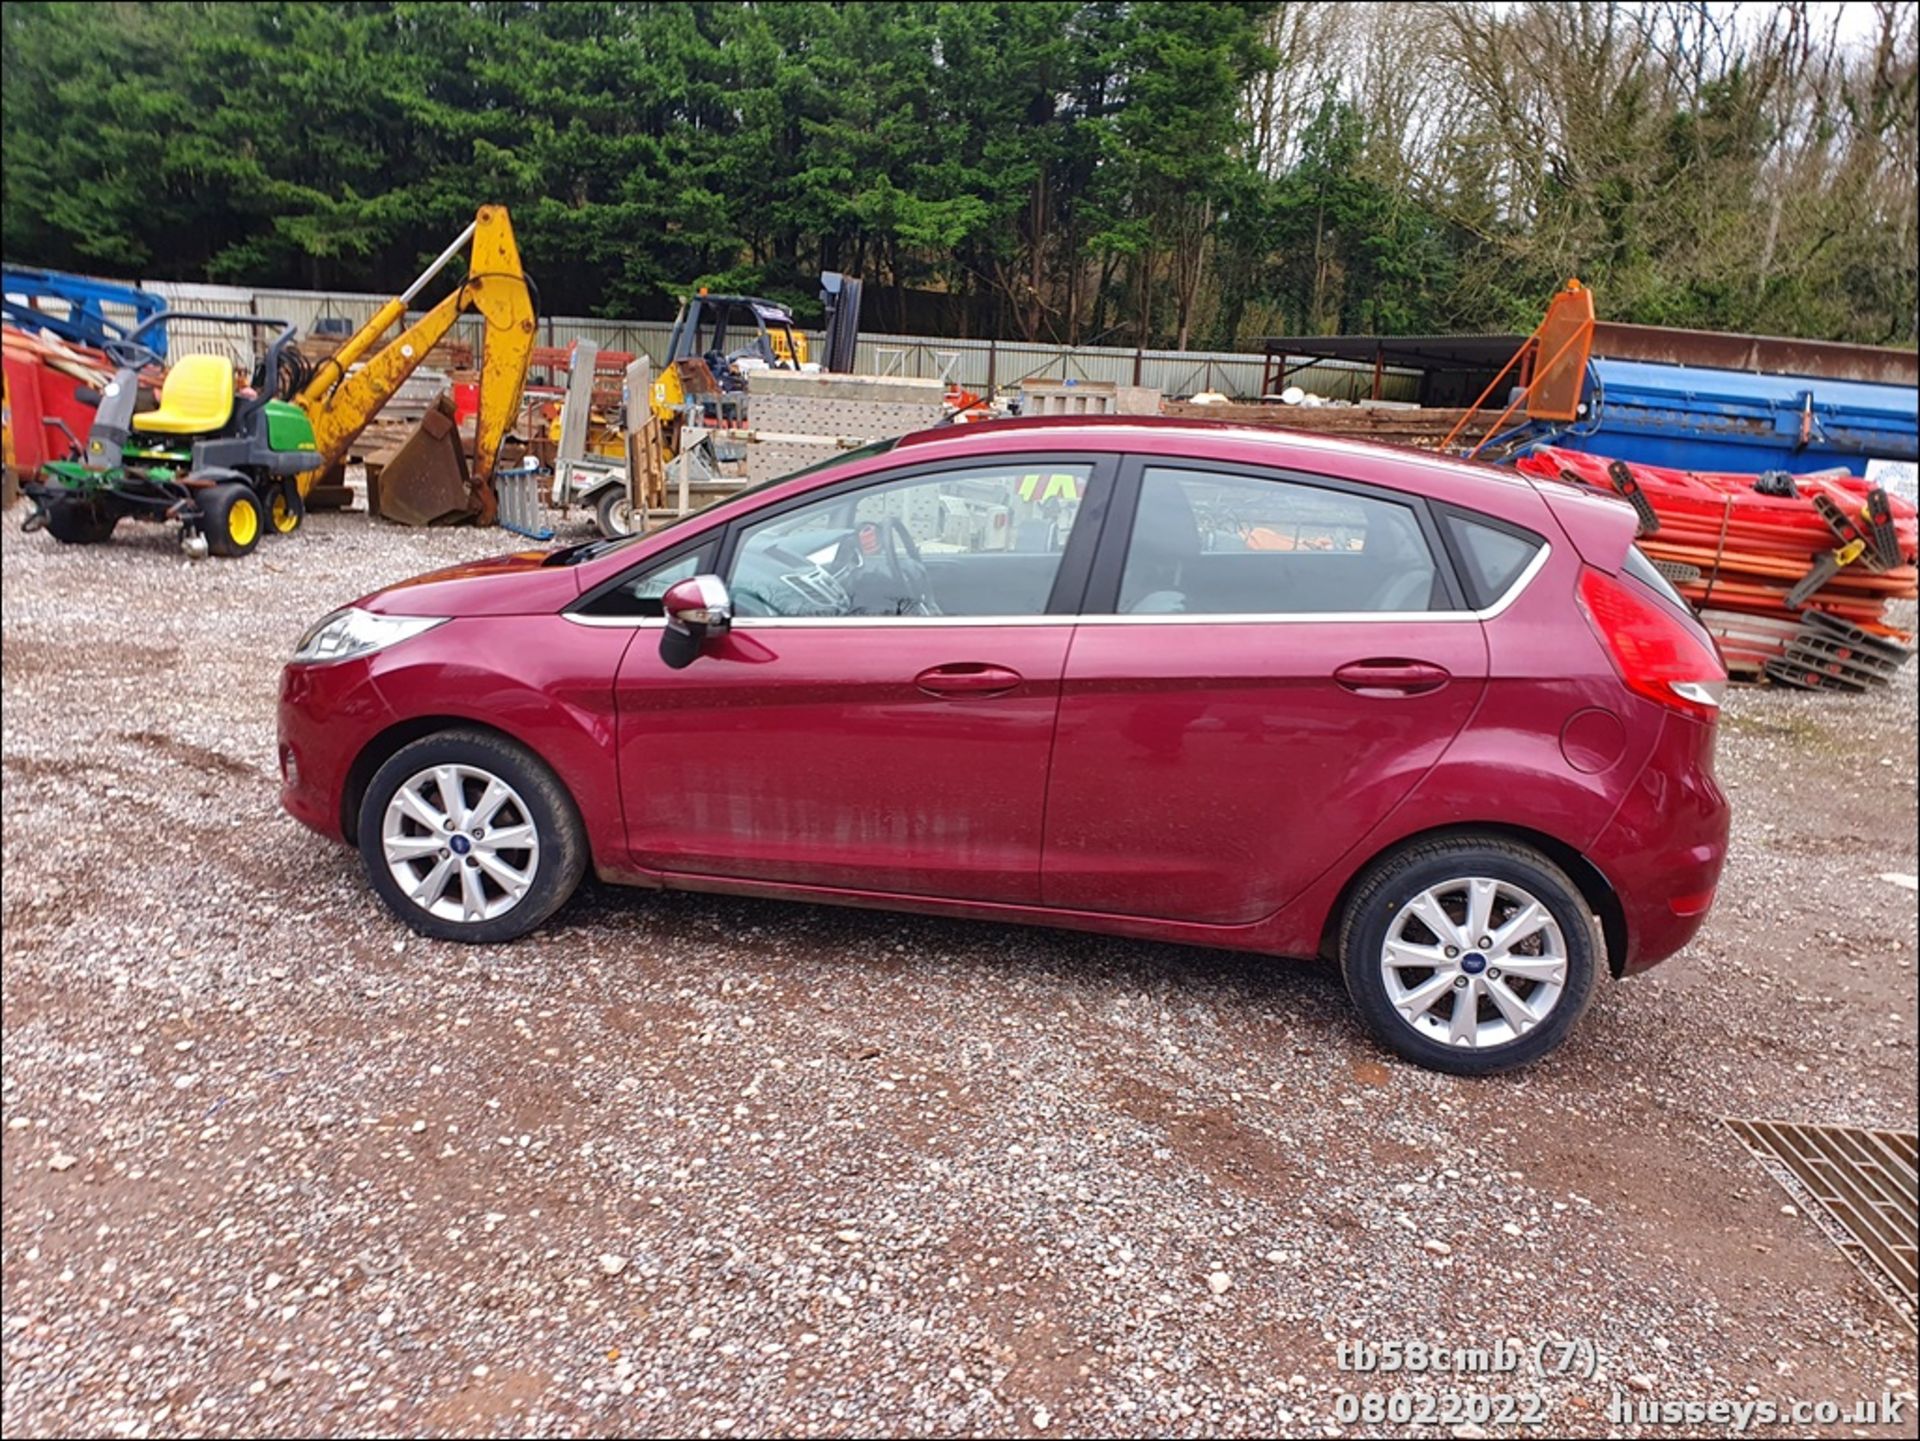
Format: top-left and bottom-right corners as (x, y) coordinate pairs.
(277, 656), (394, 843)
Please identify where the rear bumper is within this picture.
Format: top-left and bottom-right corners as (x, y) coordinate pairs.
(1590, 711), (1731, 974)
(277, 657), (392, 844)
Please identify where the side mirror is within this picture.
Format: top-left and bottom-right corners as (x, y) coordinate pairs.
(659, 574), (733, 669)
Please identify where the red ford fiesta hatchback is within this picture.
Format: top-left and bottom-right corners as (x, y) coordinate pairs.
(279, 418), (1729, 1074)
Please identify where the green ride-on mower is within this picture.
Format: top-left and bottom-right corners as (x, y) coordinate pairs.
(21, 313), (322, 559)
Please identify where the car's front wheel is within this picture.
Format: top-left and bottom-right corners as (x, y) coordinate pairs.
(1338, 837), (1599, 1075)
(357, 729), (586, 943)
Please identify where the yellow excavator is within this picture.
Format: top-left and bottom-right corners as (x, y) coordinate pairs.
(296, 204), (536, 525)
(19, 206), (535, 556)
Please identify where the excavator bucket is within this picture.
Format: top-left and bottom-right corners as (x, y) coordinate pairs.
(371, 394), (473, 526)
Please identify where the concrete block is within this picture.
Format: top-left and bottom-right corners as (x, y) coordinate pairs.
(747, 371), (946, 406)
(747, 439), (854, 484)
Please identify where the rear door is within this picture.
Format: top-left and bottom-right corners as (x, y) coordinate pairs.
(1041, 458), (1491, 925)
(605, 452), (1114, 903)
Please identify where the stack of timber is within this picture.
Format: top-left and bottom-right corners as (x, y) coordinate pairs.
(530, 345), (636, 415)
(299, 331), (472, 370)
(1159, 399), (1498, 451)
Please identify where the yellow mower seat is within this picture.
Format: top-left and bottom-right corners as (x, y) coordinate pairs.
(131, 354), (236, 435)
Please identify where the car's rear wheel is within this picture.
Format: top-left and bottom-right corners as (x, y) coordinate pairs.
(1338, 837), (1598, 1075)
(357, 729), (586, 943)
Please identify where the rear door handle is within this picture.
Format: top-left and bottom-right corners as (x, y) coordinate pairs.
(1333, 658), (1452, 696)
(915, 662), (1024, 698)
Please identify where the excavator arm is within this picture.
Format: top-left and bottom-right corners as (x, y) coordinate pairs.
(295, 205), (534, 525)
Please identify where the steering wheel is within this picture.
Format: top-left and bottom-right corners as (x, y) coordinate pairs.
(832, 518), (940, 616)
(102, 338), (162, 371)
(881, 517), (940, 616)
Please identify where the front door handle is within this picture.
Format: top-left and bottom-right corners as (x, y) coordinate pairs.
(915, 662), (1024, 698)
(1333, 658), (1452, 696)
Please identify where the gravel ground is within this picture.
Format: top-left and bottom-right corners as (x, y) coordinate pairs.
(3, 511), (1915, 1439)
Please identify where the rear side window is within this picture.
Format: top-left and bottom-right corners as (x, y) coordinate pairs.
(1441, 511), (1544, 609)
(1114, 468), (1442, 615)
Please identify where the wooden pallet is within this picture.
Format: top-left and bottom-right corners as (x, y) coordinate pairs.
(625, 416), (667, 513)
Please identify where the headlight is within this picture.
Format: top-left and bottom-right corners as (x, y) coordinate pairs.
(290, 608), (446, 666)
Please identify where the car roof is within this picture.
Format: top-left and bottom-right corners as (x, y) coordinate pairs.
(890, 415), (1546, 511)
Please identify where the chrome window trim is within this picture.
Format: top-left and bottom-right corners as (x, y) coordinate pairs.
(561, 542), (1551, 630)
(563, 612), (672, 629)
(1464, 538), (1549, 620)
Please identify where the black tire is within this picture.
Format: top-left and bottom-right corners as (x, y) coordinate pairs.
(594, 485), (637, 538)
(44, 496), (118, 544)
(356, 728), (587, 944)
(267, 480), (306, 536)
(197, 481), (262, 558)
(1338, 836), (1599, 1076)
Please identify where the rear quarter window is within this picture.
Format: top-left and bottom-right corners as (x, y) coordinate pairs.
(1440, 510), (1545, 609)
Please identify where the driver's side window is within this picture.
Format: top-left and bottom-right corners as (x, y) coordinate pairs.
(727, 462), (1095, 620)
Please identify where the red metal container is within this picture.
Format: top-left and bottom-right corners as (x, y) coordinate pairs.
(2, 329), (107, 475)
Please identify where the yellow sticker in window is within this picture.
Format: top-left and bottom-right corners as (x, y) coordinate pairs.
(1018, 472), (1081, 503)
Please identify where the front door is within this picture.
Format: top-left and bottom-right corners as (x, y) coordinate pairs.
(1041, 462), (1490, 924)
(612, 455), (1110, 903)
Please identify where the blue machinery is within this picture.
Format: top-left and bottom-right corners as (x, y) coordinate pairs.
(1538, 356), (1918, 476)
(2, 267), (169, 358)
(1263, 303), (1918, 478)
(1465, 302), (1917, 476)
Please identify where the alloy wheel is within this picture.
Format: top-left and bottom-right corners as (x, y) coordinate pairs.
(381, 763), (541, 924)
(1379, 876), (1569, 1049)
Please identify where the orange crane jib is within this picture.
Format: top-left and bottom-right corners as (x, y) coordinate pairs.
(1443, 280), (1596, 456)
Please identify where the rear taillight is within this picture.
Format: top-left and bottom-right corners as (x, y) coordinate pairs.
(1575, 566), (1726, 721)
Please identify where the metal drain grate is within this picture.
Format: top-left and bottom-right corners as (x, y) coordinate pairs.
(1725, 1118), (1917, 1326)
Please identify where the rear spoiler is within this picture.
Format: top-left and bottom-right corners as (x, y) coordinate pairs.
(1525, 474), (1639, 575)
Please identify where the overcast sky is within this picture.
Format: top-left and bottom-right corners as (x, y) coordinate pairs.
(1798, 1), (1893, 46)
(1488, 1), (1895, 50)
(1685, 1), (1889, 48)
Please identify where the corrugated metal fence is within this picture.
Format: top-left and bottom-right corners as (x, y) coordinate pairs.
(40, 279), (1420, 403)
